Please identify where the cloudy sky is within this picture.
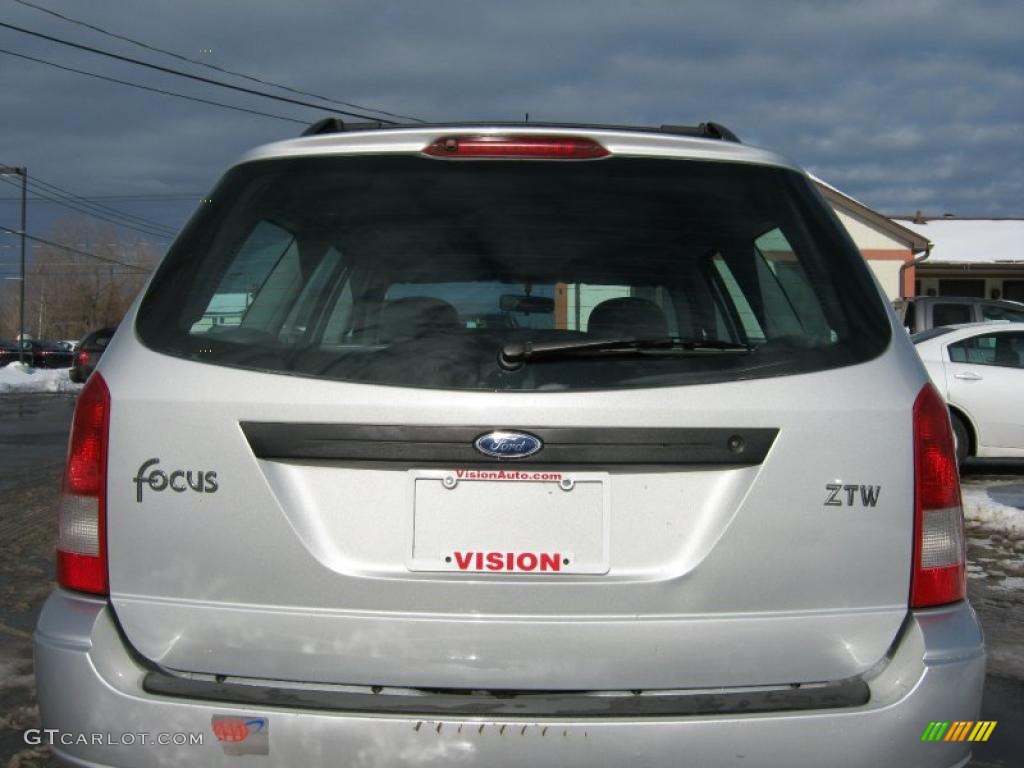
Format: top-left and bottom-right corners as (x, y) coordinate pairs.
(1, 0), (1022, 261)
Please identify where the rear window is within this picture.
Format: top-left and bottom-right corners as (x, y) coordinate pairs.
(932, 303), (973, 326)
(980, 303), (1024, 323)
(136, 154), (890, 391)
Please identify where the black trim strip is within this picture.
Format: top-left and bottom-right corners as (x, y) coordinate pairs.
(240, 424), (778, 465)
(143, 671), (867, 717)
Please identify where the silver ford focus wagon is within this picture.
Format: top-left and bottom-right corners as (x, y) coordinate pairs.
(35, 121), (984, 767)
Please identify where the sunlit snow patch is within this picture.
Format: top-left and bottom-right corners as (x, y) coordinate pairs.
(963, 485), (1024, 591)
(0, 362), (82, 394)
(962, 485), (1024, 539)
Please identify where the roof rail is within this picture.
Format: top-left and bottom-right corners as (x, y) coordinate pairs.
(659, 122), (741, 143)
(301, 118), (387, 137)
(300, 118), (741, 142)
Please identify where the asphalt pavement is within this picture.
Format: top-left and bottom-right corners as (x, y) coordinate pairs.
(0, 393), (1020, 766)
(0, 394), (74, 491)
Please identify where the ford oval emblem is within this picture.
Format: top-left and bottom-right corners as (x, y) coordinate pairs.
(474, 431), (543, 459)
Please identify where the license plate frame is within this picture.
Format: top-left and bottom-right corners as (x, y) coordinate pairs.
(405, 468), (610, 575)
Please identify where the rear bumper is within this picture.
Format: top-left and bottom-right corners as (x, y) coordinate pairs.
(35, 589), (984, 768)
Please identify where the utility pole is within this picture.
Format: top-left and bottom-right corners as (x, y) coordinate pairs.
(0, 165), (27, 364)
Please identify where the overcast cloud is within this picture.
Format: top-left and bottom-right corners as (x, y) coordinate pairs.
(1, 0), (1022, 252)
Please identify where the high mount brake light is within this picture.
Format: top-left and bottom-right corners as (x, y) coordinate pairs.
(911, 384), (966, 608)
(423, 135), (610, 159)
(57, 372), (109, 594)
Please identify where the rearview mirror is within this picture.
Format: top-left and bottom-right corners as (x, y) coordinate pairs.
(499, 294), (554, 314)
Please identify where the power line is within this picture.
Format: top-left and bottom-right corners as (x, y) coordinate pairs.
(0, 225), (144, 268)
(0, 225), (152, 271)
(0, 193), (201, 201)
(0, 175), (174, 239)
(27, 173), (179, 231)
(0, 264), (147, 273)
(9, 0), (424, 124)
(10, 241), (161, 246)
(19, 183), (173, 238)
(0, 21), (398, 123)
(0, 48), (308, 125)
(27, 174), (178, 235)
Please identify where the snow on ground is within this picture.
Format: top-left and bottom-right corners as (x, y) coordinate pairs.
(962, 485), (1024, 539)
(962, 483), (1024, 593)
(0, 363), (82, 394)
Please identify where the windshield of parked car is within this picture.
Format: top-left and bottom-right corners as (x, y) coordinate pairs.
(136, 154), (890, 391)
(911, 327), (958, 344)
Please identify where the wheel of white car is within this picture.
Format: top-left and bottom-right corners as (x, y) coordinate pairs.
(950, 412), (970, 465)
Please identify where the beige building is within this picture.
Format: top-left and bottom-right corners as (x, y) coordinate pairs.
(812, 179), (929, 300)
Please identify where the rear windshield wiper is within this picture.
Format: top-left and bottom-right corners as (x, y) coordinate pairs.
(499, 336), (754, 370)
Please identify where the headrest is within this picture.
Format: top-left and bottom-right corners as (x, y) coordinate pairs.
(378, 296), (460, 343)
(588, 297), (668, 339)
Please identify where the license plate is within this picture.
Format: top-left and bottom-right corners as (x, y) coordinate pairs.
(406, 469), (610, 574)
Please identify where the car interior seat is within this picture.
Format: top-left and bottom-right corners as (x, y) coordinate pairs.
(993, 336), (1021, 367)
(377, 296), (461, 344)
(587, 297), (669, 339)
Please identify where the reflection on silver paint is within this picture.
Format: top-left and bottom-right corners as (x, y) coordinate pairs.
(34, 586), (985, 768)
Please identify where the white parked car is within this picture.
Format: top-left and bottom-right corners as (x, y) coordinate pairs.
(913, 321), (1024, 461)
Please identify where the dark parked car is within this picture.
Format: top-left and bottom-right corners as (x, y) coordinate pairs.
(69, 327), (117, 383)
(0, 339), (20, 367)
(16, 339), (75, 369)
(893, 295), (1024, 333)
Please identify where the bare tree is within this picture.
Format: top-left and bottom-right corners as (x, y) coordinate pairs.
(0, 280), (18, 339)
(0, 217), (158, 341)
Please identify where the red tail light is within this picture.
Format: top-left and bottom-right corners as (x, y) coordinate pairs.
(76, 350), (89, 367)
(57, 372), (110, 594)
(423, 135), (610, 159)
(911, 384), (965, 607)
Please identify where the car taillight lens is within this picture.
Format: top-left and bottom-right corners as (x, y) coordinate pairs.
(911, 384), (965, 608)
(76, 350), (89, 367)
(57, 372), (110, 594)
(423, 135), (610, 159)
